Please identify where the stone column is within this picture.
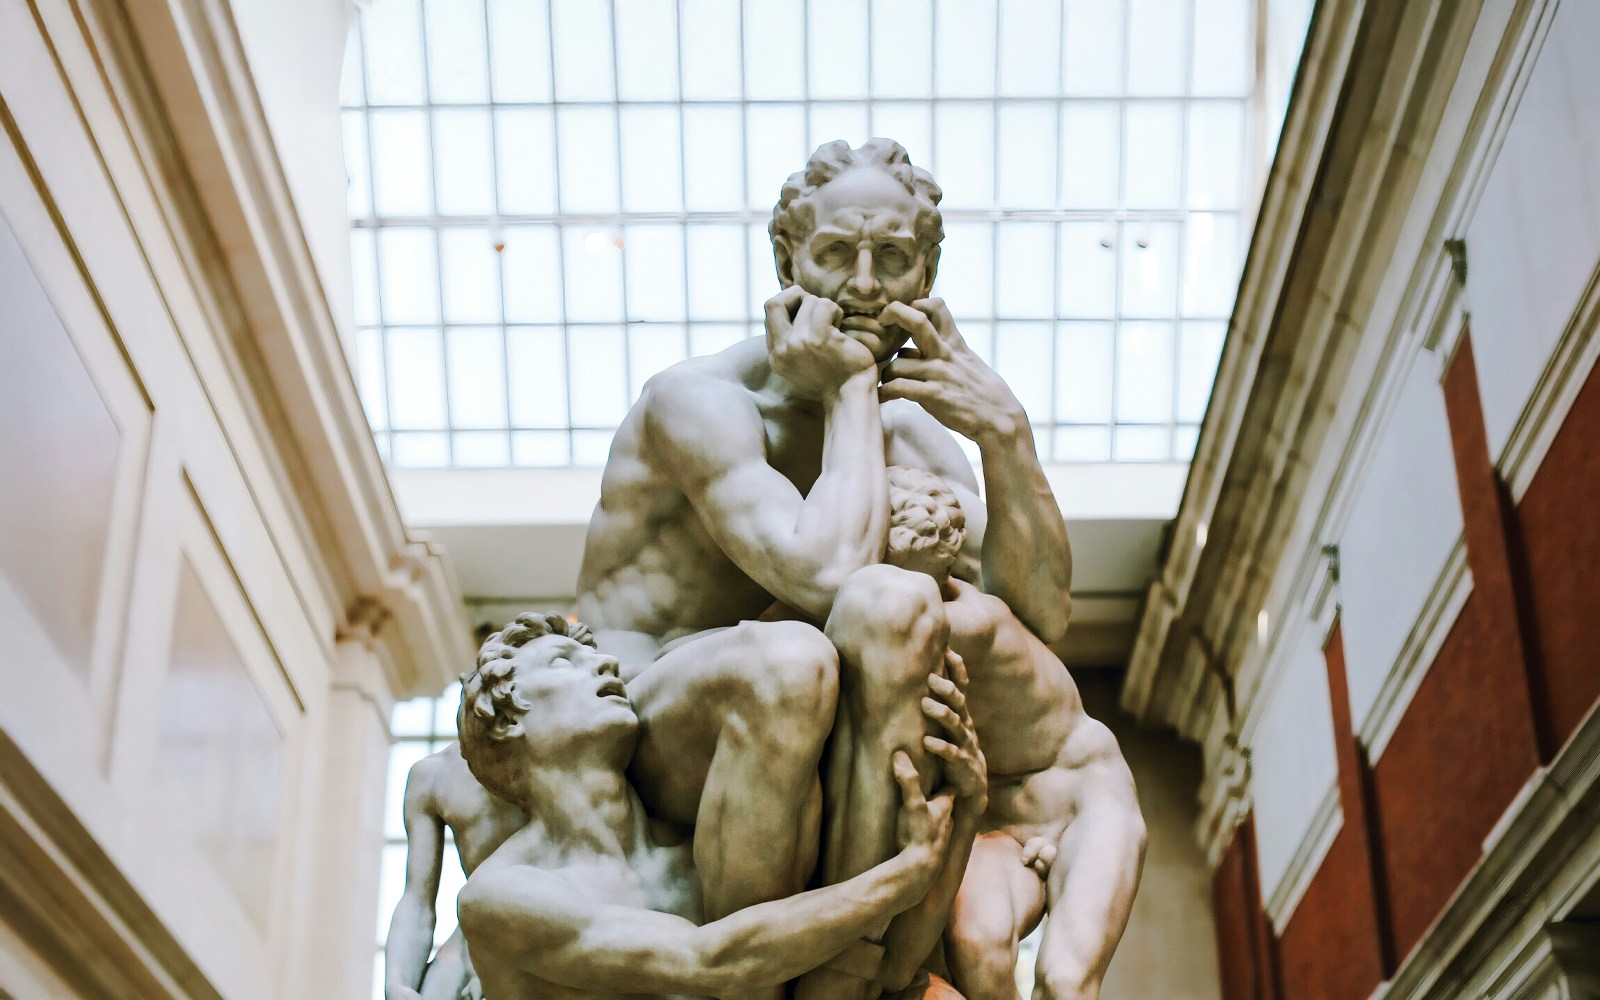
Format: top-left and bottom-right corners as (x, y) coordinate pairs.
(287, 634), (396, 999)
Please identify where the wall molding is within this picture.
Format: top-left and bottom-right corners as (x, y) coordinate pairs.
(1381, 699), (1600, 999)
(1498, 262), (1600, 504)
(1264, 781), (1343, 933)
(0, 731), (224, 1000)
(1359, 535), (1473, 760)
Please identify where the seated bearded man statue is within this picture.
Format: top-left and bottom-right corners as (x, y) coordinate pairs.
(574, 138), (1075, 999)
(451, 611), (983, 1000)
(881, 467), (1146, 1000)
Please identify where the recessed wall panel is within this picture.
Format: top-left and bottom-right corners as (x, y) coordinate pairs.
(159, 558), (284, 928)
(0, 213), (120, 676)
(1466, 0), (1600, 463)
(1339, 357), (1463, 734)
(1249, 622), (1339, 907)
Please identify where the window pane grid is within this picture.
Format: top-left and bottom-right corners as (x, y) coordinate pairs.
(346, 0), (1276, 467)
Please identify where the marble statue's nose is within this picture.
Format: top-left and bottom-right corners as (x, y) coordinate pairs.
(849, 246), (878, 296)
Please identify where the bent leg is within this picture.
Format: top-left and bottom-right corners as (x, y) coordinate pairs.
(819, 564), (950, 888)
(797, 565), (950, 1000)
(945, 832), (1047, 1000)
(1032, 753), (1146, 1000)
(626, 621), (838, 917)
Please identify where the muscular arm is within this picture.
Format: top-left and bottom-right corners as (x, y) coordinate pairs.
(976, 421), (1073, 644)
(645, 367), (888, 621)
(384, 766), (446, 1000)
(459, 759), (947, 998)
(880, 300), (1073, 642)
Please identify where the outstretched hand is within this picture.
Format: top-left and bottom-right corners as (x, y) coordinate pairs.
(879, 298), (1026, 444)
(921, 649), (988, 813)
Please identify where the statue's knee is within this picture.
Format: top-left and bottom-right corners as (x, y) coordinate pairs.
(832, 564), (945, 644)
(736, 621), (839, 741)
(946, 915), (1020, 999)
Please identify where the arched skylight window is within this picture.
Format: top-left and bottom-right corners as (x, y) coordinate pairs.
(342, 0), (1307, 469)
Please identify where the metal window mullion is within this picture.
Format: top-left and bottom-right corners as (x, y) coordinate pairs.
(482, 0), (514, 466)
(1108, 0), (1135, 460)
(414, 0), (457, 465)
(609, 0), (634, 409)
(801, 0), (812, 149)
(675, 0), (693, 361)
(1046, 1), (1070, 462)
(736, 0), (752, 336)
(546, 0), (577, 463)
(1171, 0), (1198, 461)
(357, 13), (398, 459)
(350, 206), (1194, 229)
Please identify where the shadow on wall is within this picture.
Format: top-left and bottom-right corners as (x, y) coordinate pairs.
(1077, 671), (1221, 1000)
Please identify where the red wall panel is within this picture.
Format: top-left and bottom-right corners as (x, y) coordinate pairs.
(1276, 823), (1385, 1000)
(1515, 353), (1600, 747)
(1368, 590), (1540, 958)
(1213, 825), (1260, 1000)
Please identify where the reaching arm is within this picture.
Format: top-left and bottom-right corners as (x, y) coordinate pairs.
(459, 754), (950, 999)
(384, 765), (447, 1000)
(645, 332), (887, 620)
(879, 299), (1072, 642)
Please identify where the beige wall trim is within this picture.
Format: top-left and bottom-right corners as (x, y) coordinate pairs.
(1381, 701), (1600, 999)
(1264, 782), (1342, 934)
(1359, 536), (1472, 761)
(57, 0), (467, 697)
(1121, 0), (1367, 725)
(1498, 264), (1600, 503)
(0, 732), (222, 1000)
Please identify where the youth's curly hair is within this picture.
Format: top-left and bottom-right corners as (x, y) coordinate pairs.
(457, 611), (598, 803)
(769, 139), (945, 278)
(884, 466), (966, 575)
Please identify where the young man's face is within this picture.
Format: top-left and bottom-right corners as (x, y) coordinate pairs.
(785, 167), (936, 363)
(509, 635), (635, 750)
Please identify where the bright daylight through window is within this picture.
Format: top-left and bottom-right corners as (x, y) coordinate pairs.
(342, 0), (1306, 471)
(352, 0), (1310, 993)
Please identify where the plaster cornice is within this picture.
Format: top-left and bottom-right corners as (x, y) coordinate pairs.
(63, 0), (469, 698)
(1121, 0), (1489, 738)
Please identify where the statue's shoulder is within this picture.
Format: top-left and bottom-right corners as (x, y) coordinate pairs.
(638, 354), (763, 446)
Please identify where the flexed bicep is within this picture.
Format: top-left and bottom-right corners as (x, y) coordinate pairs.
(644, 369), (888, 620)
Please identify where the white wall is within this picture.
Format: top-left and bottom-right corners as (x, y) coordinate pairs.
(1466, 0), (1600, 465)
(1338, 353), (1463, 733)
(228, 0), (355, 334)
(1248, 616), (1339, 915)
(0, 2), (456, 996)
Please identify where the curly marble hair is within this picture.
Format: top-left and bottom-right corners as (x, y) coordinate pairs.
(884, 465), (966, 576)
(769, 139), (945, 280)
(457, 611), (598, 803)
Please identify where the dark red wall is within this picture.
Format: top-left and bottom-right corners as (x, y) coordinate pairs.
(1515, 349), (1600, 747)
(1367, 589), (1540, 956)
(1213, 823), (1261, 1000)
(1208, 334), (1600, 989)
(1275, 824), (1385, 1000)
(1273, 623), (1387, 1000)
(1212, 816), (1280, 1000)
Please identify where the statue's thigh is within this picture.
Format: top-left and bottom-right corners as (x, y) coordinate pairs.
(625, 620), (833, 825)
